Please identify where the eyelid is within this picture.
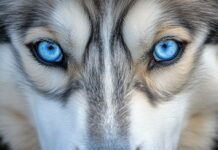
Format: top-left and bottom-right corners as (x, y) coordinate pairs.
(24, 27), (56, 44)
(153, 36), (185, 45)
(26, 38), (60, 46)
(154, 27), (192, 43)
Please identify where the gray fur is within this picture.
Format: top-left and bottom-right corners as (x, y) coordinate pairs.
(0, 0), (218, 150)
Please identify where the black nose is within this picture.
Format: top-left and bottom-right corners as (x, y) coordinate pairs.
(135, 145), (142, 150)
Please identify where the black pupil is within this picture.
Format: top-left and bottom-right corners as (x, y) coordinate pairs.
(48, 45), (54, 50)
(162, 43), (168, 49)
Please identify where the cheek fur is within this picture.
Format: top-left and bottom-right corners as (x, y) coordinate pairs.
(25, 89), (88, 150)
(129, 90), (189, 150)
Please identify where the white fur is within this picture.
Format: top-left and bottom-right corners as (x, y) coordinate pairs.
(0, 44), (39, 150)
(123, 0), (162, 60)
(129, 90), (188, 150)
(26, 89), (88, 150)
(52, 0), (90, 62)
(179, 45), (218, 150)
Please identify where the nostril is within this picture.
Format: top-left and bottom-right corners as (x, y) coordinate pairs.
(75, 146), (79, 150)
(135, 145), (142, 150)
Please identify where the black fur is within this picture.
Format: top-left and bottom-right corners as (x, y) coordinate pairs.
(205, 21), (218, 44)
(0, 23), (10, 43)
(0, 136), (10, 150)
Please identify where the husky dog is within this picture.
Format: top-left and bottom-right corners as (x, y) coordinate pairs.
(0, 0), (218, 150)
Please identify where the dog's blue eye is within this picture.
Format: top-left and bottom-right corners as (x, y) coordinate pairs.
(153, 40), (180, 62)
(36, 41), (63, 63)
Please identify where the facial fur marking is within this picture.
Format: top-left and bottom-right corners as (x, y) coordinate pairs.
(1, 0), (218, 150)
(205, 21), (218, 44)
(84, 1), (131, 147)
(134, 81), (157, 103)
(0, 25), (10, 43)
(10, 42), (81, 103)
(101, 0), (117, 138)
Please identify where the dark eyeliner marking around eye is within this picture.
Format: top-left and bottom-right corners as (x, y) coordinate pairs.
(26, 39), (68, 69)
(147, 37), (187, 70)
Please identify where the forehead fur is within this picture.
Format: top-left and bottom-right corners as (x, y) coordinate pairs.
(0, 0), (218, 31)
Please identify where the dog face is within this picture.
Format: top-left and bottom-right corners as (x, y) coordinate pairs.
(0, 0), (218, 149)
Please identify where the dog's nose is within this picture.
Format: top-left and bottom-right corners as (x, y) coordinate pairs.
(74, 145), (143, 150)
(135, 146), (142, 150)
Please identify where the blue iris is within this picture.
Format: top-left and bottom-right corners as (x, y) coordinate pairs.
(36, 41), (63, 63)
(153, 40), (180, 62)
